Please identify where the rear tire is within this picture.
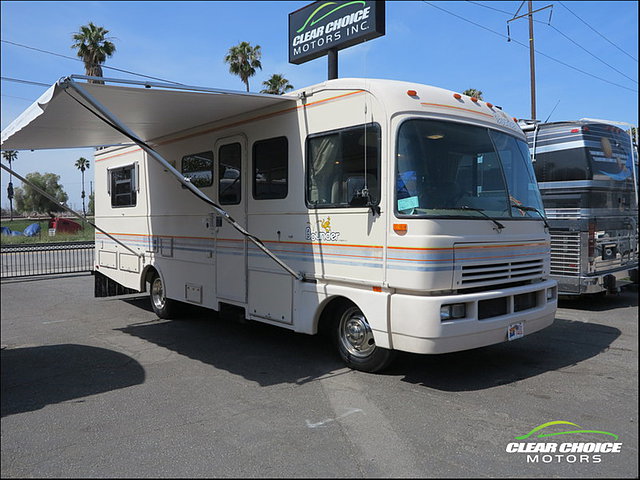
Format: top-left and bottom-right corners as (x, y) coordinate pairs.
(331, 301), (395, 373)
(149, 271), (177, 319)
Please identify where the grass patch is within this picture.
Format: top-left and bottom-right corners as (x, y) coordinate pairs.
(1, 218), (95, 244)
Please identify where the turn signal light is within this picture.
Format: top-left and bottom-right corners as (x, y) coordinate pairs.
(393, 223), (408, 234)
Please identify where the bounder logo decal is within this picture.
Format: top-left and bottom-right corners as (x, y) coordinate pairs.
(506, 421), (622, 464)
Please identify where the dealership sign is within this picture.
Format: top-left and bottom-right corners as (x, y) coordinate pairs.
(288, 1), (385, 65)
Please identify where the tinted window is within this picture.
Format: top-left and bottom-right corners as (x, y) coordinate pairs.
(110, 164), (137, 207)
(253, 137), (288, 200)
(533, 148), (591, 182)
(218, 143), (241, 205)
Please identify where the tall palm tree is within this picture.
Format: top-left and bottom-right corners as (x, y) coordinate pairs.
(2, 150), (18, 221)
(71, 22), (116, 84)
(462, 88), (484, 100)
(75, 157), (90, 216)
(261, 74), (294, 95)
(224, 42), (262, 92)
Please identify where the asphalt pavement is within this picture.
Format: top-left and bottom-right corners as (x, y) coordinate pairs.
(1, 273), (637, 478)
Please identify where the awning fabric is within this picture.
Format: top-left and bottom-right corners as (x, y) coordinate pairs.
(1, 79), (297, 151)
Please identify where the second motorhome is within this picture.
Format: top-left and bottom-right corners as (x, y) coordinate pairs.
(523, 120), (638, 295)
(1, 75), (557, 371)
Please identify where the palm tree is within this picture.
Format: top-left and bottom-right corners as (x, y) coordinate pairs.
(75, 157), (90, 216)
(71, 22), (116, 84)
(261, 74), (294, 95)
(224, 42), (262, 92)
(462, 88), (484, 100)
(2, 150), (18, 221)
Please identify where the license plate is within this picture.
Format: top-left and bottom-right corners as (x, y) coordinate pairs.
(508, 322), (524, 341)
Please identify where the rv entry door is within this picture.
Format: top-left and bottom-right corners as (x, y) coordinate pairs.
(215, 135), (248, 303)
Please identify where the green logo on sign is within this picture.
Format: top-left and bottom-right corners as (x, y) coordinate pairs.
(296, 1), (367, 33)
(515, 421), (619, 441)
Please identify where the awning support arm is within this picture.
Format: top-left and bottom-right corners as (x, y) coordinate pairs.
(61, 78), (304, 281)
(0, 162), (141, 258)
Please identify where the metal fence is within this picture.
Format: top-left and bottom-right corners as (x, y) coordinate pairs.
(0, 241), (95, 279)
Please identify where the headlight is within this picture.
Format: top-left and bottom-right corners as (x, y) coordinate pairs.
(440, 303), (466, 321)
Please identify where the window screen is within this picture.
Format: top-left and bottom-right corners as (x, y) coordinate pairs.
(182, 151), (214, 188)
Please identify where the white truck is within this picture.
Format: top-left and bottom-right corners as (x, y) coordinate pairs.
(1, 75), (557, 371)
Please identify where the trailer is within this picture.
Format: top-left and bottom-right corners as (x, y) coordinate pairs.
(1, 75), (557, 372)
(523, 119), (639, 295)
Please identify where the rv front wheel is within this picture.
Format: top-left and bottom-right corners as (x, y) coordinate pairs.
(333, 303), (395, 373)
(149, 272), (176, 319)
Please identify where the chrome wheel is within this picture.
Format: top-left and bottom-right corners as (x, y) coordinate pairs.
(151, 275), (166, 311)
(338, 306), (376, 358)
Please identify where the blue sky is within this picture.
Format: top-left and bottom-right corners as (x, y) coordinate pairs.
(1, 1), (638, 211)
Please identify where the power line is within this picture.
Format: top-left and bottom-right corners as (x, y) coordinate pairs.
(466, 0), (637, 84)
(423, 1), (636, 93)
(1, 39), (184, 85)
(547, 24), (636, 84)
(559, 1), (637, 62)
(1, 77), (51, 87)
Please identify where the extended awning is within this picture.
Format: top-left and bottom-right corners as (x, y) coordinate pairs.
(1, 75), (297, 151)
(1, 75), (304, 281)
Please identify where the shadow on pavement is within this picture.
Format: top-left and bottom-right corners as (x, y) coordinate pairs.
(119, 299), (620, 391)
(393, 317), (620, 391)
(558, 287), (638, 312)
(119, 303), (344, 388)
(1, 344), (145, 417)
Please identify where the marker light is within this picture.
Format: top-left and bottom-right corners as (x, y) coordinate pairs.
(571, 128), (580, 133)
(407, 90), (417, 97)
(486, 102), (494, 108)
(470, 97), (479, 102)
(453, 93), (462, 100)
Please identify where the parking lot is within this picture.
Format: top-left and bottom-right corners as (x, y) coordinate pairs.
(1, 273), (637, 478)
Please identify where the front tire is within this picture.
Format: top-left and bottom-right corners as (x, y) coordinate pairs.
(149, 271), (177, 319)
(332, 302), (395, 373)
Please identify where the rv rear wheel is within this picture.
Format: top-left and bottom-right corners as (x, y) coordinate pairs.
(149, 272), (177, 319)
(332, 302), (395, 373)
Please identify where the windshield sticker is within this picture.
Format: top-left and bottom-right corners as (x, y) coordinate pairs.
(398, 195), (419, 212)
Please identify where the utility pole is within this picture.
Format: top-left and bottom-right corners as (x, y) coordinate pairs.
(507, 1), (553, 121)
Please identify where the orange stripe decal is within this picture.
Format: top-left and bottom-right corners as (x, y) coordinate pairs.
(420, 102), (493, 118)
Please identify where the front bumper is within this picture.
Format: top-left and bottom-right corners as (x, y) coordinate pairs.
(390, 279), (557, 354)
(554, 266), (638, 295)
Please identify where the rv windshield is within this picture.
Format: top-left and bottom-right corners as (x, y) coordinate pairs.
(396, 119), (544, 219)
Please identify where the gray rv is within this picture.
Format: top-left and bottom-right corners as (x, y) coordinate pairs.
(523, 119), (638, 295)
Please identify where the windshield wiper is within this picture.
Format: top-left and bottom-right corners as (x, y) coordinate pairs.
(511, 204), (550, 230)
(447, 206), (505, 231)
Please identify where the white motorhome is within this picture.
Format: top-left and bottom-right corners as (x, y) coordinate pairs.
(1, 75), (557, 372)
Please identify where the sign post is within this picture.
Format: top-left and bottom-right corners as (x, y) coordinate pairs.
(288, 1), (385, 79)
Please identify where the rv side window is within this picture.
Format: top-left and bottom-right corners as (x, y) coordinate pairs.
(306, 123), (380, 208)
(218, 143), (242, 205)
(182, 151), (214, 188)
(109, 164), (137, 208)
(253, 136), (288, 200)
